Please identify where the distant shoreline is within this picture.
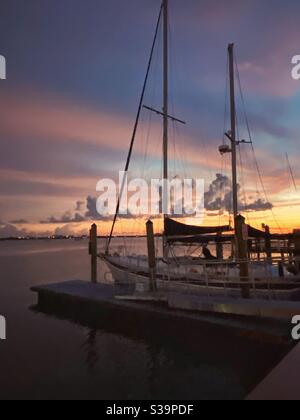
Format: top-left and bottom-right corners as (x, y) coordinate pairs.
(0, 235), (153, 242)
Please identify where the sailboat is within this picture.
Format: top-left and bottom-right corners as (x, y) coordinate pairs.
(101, 0), (300, 301)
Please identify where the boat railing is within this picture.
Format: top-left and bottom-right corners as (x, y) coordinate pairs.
(105, 250), (300, 300)
(160, 256), (300, 301)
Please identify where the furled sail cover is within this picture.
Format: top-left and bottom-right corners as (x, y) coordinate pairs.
(247, 225), (266, 238)
(246, 225), (291, 240)
(164, 218), (232, 237)
(168, 234), (234, 244)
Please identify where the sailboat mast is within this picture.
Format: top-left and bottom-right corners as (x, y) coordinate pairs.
(228, 43), (238, 221)
(163, 0), (169, 192)
(162, 0), (169, 257)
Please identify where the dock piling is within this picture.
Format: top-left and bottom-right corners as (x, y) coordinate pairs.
(294, 230), (300, 272)
(265, 225), (272, 263)
(235, 215), (250, 299)
(146, 220), (157, 292)
(89, 224), (98, 284)
(216, 233), (223, 260)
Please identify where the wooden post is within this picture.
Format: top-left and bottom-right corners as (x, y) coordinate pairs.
(256, 239), (261, 261)
(278, 262), (284, 278)
(235, 215), (250, 299)
(294, 230), (300, 272)
(288, 238), (293, 257)
(248, 239), (253, 260)
(264, 225), (272, 263)
(216, 233), (223, 260)
(146, 220), (157, 292)
(89, 224), (98, 284)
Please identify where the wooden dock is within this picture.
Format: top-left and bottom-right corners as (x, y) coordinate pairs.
(247, 342), (300, 400)
(31, 280), (293, 344)
(169, 293), (300, 321)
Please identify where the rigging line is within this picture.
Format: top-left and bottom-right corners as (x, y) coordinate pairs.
(286, 152), (298, 192)
(235, 57), (268, 202)
(220, 55), (229, 225)
(169, 16), (188, 183)
(223, 54), (229, 145)
(134, 112), (149, 234)
(285, 155), (293, 192)
(174, 122), (188, 179)
(141, 38), (160, 183)
(168, 18), (177, 180)
(142, 42), (162, 197)
(236, 111), (248, 207)
(168, 18), (192, 183)
(238, 145), (248, 215)
(142, 29), (160, 175)
(251, 136), (283, 232)
(172, 120), (177, 178)
(234, 54), (283, 233)
(219, 152), (226, 227)
(138, 119), (162, 236)
(219, 54), (230, 225)
(169, 18), (176, 120)
(236, 112), (249, 224)
(169, 26), (185, 183)
(106, 3), (163, 253)
(235, 64), (260, 201)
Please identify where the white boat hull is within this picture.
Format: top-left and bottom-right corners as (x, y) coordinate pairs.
(102, 255), (300, 301)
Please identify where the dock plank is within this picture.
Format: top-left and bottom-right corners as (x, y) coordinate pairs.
(247, 342), (300, 400)
(31, 280), (292, 343)
(168, 293), (300, 321)
(32, 280), (116, 303)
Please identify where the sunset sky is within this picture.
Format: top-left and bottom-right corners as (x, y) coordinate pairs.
(0, 0), (299, 237)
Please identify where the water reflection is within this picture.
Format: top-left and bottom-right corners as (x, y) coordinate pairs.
(33, 299), (290, 400)
(0, 240), (292, 400)
(82, 329), (99, 374)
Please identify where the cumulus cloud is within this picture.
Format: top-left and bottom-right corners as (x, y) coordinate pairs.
(41, 211), (86, 224)
(42, 181), (273, 227)
(0, 222), (53, 239)
(75, 201), (85, 212)
(40, 195), (135, 225)
(205, 174), (233, 212)
(8, 219), (29, 224)
(85, 196), (134, 221)
(54, 224), (87, 237)
(0, 224), (29, 239)
(243, 199), (273, 212)
(86, 196), (100, 220)
(205, 174), (273, 213)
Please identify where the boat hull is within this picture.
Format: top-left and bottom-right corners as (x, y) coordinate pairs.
(102, 255), (300, 301)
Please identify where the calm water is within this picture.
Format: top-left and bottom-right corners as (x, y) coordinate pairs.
(0, 240), (289, 400)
